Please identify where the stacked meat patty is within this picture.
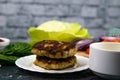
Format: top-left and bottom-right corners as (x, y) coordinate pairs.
(32, 40), (77, 70)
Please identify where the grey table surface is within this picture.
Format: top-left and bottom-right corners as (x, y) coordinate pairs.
(0, 66), (105, 80)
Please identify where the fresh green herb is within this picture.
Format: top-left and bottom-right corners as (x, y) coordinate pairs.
(0, 42), (32, 57)
(0, 54), (18, 65)
(0, 42), (32, 65)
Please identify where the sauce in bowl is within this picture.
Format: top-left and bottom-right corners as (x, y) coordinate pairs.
(0, 39), (4, 42)
(0, 37), (10, 50)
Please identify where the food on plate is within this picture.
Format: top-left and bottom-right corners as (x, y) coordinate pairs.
(28, 20), (93, 70)
(34, 56), (76, 70)
(32, 40), (76, 58)
(32, 40), (77, 70)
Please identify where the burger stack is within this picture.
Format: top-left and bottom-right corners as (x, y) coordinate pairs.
(32, 40), (77, 70)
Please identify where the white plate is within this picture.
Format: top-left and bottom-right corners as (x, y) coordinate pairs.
(15, 55), (89, 73)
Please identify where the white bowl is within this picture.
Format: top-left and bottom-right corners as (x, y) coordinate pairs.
(89, 42), (120, 80)
(0, 37), (10, 50)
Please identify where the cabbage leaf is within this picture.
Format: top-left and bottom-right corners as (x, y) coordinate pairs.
(28, 20), (93, 45)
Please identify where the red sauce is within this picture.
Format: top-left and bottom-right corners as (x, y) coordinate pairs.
(0, 39), (4, 42)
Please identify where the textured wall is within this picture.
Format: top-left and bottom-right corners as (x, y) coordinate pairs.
(0, 0), (120, 42)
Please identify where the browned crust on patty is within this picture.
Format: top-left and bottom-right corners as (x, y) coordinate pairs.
(32, 48), (76, 58)
(32, 40), (77, 58)
(34, 56), (77, 70)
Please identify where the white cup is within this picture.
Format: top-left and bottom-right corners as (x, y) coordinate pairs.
(0, 37), (10, 50)
(89, 42), (120, 80)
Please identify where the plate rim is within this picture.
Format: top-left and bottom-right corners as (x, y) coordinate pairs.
(15, 55), (89, 73)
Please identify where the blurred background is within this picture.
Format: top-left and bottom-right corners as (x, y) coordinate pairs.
(0, 0), (120, 42)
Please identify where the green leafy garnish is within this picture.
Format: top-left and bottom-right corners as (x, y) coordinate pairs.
(0, 42), (32, 65)
(0, 54), (18, 65)
(28, 20), (93, 45)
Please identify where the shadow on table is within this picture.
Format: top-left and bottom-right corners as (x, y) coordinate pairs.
(16, 67), (105, 80)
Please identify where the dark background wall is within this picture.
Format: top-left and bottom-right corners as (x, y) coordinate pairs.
(0, 0), (120, 42)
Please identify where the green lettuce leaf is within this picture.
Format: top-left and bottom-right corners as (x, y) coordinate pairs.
(37, 20), (80, 33)
(28, 20), (93, 45)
